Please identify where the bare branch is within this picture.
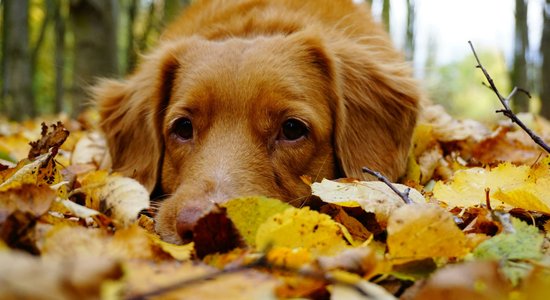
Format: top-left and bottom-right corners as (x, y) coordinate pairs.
(468, 41), (550, 154)
(362, 167), (412, 204)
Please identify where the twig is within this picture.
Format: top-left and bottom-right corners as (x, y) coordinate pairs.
(362, 167), (412, 204)
(125, 252), (378, 300)
(468, 41), (550, 154)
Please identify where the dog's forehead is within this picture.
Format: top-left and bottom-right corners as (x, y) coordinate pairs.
(172, 37), (317, 107)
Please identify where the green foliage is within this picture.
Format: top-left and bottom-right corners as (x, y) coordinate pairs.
(426, 49), (512, 122)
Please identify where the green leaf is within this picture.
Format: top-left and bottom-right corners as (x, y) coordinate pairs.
(222, 197), (291, 247)
(472, 217), (543, 286)
(473, 218), (543, 261)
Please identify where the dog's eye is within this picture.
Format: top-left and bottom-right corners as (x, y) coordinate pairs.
(172, 118), (193, 140)
(279, 118), (308, 141)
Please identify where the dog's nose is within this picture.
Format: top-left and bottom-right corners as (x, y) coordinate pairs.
(176, 200), (214, 243)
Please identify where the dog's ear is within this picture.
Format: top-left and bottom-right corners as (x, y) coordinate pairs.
(330, 42), (421, 181)
(94, 43), (184, 192)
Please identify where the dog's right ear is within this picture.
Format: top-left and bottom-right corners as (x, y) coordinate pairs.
(94, 43), (184, 192)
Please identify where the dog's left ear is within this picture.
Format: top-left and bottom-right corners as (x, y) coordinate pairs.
(330, 41), (421, 181)
(93, 42), (185, 192)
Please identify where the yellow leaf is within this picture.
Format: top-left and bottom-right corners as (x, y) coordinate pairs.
(433, 158), (550, 213)
(266, 247), (313, 269)
(148, 233), (193, 261)
(387, 203), (470, 263)
(312, 179), (425, 225)
(222, 196), (292, 247)
(256, 206), (351, 256)
(0, 151), (61, 192)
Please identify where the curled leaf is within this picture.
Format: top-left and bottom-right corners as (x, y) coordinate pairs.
(312, 179), (425, 225)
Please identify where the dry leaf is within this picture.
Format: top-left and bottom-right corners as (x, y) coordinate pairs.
(387, 203), (470, 263)
(256, 206), (352, 256)
(433, 158), (550, 213)
(312, 179), (425, 225)
(79, 171), (149, 227)
(0, 251), (122, 300)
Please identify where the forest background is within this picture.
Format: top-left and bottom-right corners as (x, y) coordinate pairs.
(1, 0), (549, 122)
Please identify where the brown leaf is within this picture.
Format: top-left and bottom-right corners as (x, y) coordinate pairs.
(28, 122), (69, 160)
(412, 261), (512, 300)
(0, 251), (122, 300)
(0, 184), (55, 217)
(193, 206), (243, 259)
(320, 204), (372, 242)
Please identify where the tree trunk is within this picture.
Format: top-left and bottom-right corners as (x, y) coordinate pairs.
(382, 0), (390, 32)
(54, 0), (66, 114)
(512, 0), (530, 112)
(126, 0), (138, 73)
(69, 0), (119, 117)
(541, 0), (550, 118)
(163, 0), (191, 25)
(405, 0), (415, 61)
(2, 0), (34, 121)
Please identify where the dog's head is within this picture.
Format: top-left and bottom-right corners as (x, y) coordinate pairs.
(95, 32), (419, 244)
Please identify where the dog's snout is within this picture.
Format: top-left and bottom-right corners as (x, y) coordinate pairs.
(175, 200), (214, 243)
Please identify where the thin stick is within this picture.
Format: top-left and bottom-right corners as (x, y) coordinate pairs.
(468, 41), (550, 154)
(125, 254), (376, 300)
(362, 167), (412, 204)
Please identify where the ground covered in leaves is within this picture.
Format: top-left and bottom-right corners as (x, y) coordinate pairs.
(1, 106), (550, 300)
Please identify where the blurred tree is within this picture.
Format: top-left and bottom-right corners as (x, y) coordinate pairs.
(69, 0), (119, 117)
(541, 0), (550, 118)
(164, 0), (191, 24)
(512, 0), (530, 112)
(2, 0), (34, 121)
(126, 0), (138, 73)
(382, 0), (390, 32)
(54, 0), (66, 113)
(405, 0), (415, 61)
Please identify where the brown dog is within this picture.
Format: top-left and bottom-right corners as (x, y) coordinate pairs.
(95, 0), (421, 244)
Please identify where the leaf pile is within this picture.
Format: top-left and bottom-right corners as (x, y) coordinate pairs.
(1, 106), (550, 299)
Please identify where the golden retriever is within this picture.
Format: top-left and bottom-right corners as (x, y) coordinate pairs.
(95, 0), (421, 244)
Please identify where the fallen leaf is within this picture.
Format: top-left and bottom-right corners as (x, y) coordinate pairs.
(70, 131), (107, 166)
(0, 151), (61, 191)
(312, 179), (425, 226)
(471, 217), (544, 285)
(193, 206), (242, 259)
(0, 184), (55, 217)
(79, 171), (149, 227)
(256, 206), (351, 256)
(223, 197), (291, 247)
(387, 203), (470, 263)
(123, 260), (278, 300)
(412, 261), (511, 300)
(28, 122), (69, 160)
(433, 158), (550, 213)
(0, 250), (122, 300)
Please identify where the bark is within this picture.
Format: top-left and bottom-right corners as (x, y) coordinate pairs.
(405, 0), (415, 61)
(54, 0), (66, 113)
(541, 0), (550, 118)
(2, 0), (34, 120)
(512, 0), (530, 112)
(69, 0), (119, 117)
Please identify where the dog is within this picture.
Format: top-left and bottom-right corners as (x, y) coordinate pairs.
(94, 0), (421, 244)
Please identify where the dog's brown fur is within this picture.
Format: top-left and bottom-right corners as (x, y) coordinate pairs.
(95, 0), (421, 244)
